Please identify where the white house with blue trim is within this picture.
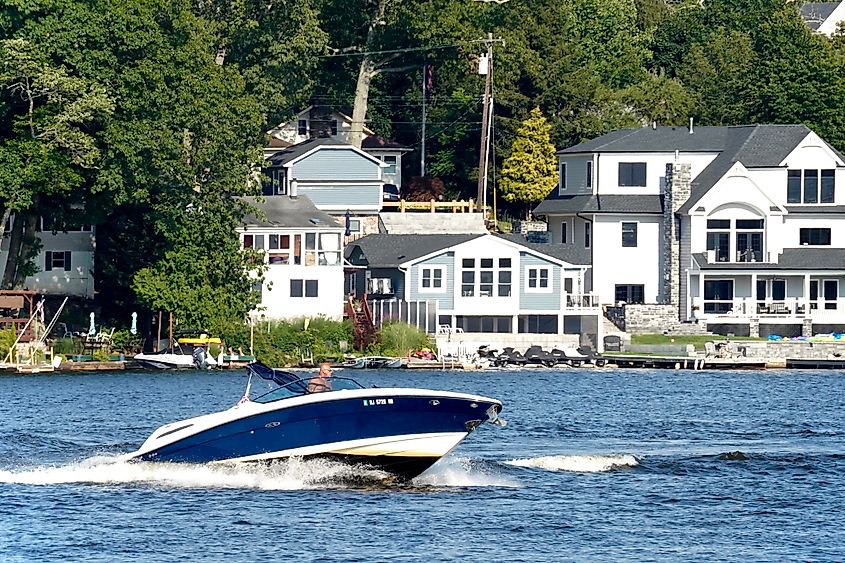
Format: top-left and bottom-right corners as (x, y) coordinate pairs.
(344, 232), (600, 340)
(534, 123), (845, 338)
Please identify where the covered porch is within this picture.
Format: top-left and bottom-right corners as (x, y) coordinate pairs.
(689, 271), (845, 323)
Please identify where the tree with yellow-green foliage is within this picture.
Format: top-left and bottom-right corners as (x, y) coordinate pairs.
(498, 107), (559, 218)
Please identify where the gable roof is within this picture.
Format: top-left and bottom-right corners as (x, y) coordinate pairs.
(362, 135), (412, 152)
(346, 233), (588, 268)
(240, 195), (340, 229)
(345, 234), (483, 267)
(266, 137), (385, 168)
(800, 2), (841, 30)
(678, 125), (816, 213)
(494, 233), (592, 266)
(554, 124), (843, 216)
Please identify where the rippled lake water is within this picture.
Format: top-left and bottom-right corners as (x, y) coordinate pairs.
(1, 367), (844, 562)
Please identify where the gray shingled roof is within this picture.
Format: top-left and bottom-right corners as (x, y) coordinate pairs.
(534, 194), (664, 216)
(344, 234), (483, 267)
(800, 2), (839, 29)
(240, 195), (340, 229)
(494, 233), (592, 265)
(692, 248), (845, 270)
(678, 125), (817, 213)
(559, 126), (732, 154)
(553, 124), (841, 217)
(266, 137), (352, 166)
(786, 205), (845, 214)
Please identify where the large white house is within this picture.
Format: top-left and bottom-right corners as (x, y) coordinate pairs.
(239, 194), (345, 321)
(534, 123), (845, 337)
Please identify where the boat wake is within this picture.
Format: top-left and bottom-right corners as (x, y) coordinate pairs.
(505, 454), (640, 473)
(413, 456), (520, 488)
(0, 454), (519, 490)
(0, 455), (396, 490)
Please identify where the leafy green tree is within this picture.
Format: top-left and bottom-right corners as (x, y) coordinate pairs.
(0, 37), (113, 288)
(498, 107), (558, 218)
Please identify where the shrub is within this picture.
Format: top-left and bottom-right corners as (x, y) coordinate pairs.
(53, 337), (82, 355)
(378, 322), (432, 356)
(0, 329), (16, 361)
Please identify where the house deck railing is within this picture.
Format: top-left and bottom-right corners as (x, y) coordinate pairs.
(566, 294), (600, 309)
(694, 297), (843, 319)
(381, 199), (479, 213)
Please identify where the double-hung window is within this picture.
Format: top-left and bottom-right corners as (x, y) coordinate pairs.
(526, 267), (551, 292)
(420, 266), (445, 292)
(559, 162), (567, 192)
(621, 222), (638, 247)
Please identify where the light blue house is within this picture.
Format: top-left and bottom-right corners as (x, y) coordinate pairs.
(262, 137), (387, 215)
(344, 232), (600, 337)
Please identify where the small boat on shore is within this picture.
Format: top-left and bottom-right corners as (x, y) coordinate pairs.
(342, 356), (403, 369)
(124, 362), (505, 480)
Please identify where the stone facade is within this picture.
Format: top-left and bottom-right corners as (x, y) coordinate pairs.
(662, 162), (691, 312)
(622, 303), (708, 335)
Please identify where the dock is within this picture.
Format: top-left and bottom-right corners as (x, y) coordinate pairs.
(785, 357), (845, 370)
(599, 355), (769, 370)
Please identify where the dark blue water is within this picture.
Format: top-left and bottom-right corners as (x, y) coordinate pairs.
(2, 367), (844, 562)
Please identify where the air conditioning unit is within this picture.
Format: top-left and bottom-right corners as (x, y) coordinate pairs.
(367, 278), (393, 295)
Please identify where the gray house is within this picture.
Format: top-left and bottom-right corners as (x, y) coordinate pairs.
(344, 232), (600, 338)
(262, 137), (387, 216)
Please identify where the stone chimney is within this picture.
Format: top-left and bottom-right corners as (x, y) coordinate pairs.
(663, 161), (691, 313)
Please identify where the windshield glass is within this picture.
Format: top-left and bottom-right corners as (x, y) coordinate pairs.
(251, 376), (365, 404)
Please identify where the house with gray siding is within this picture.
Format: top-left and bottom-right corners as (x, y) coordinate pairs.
(262, 137), (386, 216)
(344, 232), (600, 338)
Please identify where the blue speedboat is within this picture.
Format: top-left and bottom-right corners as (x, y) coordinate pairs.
(126, 362), (505, 480)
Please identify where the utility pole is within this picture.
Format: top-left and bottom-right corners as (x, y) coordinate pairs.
(421, 65), (427, 177)
(476, 33), (504, 216)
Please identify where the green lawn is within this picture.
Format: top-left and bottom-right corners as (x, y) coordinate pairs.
(631, 334), (764, 347)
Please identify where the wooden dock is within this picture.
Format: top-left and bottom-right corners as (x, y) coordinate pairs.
(602, 355), (768, 370)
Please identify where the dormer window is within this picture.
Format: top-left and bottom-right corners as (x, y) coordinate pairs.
(297, 119), (307, 136)
(330, 120), (338, 136)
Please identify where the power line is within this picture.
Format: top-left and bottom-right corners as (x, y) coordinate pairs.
(321, 43), (462, 58)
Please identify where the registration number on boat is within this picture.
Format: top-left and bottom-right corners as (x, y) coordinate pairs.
(363, 398), (393, 406)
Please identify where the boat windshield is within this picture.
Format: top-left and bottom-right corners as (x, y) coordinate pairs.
(252, 376), (365, 404)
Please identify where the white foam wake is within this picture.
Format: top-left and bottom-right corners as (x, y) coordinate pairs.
(0, 455), (390, 490)
(505, 454), (639, 473)
(414, 456), (520, 488)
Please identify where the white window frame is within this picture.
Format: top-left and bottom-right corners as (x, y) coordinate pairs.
(382, 155), (398, 175)
(621, 221), (638, 248)
(558, 162), (567, 193)
(525, 266), (553, 293)
(419, 265), (446, 293)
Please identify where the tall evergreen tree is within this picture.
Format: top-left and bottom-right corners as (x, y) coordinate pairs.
(498, 107), (558, 218)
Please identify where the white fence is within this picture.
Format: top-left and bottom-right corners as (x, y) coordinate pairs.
(367, 299), (439, 334)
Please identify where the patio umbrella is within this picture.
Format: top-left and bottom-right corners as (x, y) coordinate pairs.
(88, 312), (96, 336)
(344, 209), (351, 236)
(131, 312), (138, 335)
